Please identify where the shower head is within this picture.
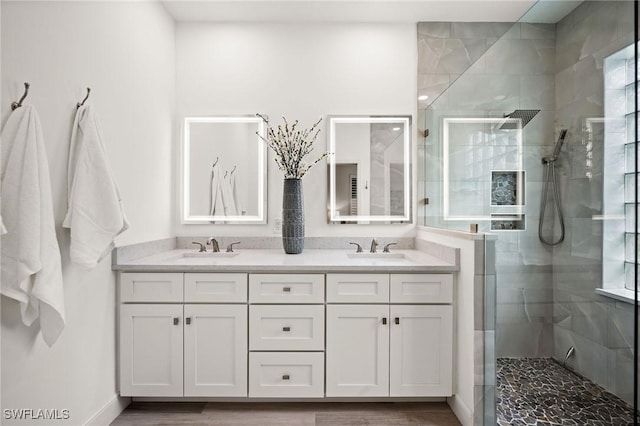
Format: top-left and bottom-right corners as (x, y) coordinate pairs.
(500, 109), (540, 130)
(552, 129), (568, 158)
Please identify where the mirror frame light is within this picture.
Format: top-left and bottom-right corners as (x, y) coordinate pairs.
(182, 116), (267, 224)
(327, 115), (412, 224)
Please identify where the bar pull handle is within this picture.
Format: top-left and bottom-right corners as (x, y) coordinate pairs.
(395, 317), (400, 325)
(282, 374), (290, 380)
(283, 286), (291, 293)
(173, 317), (179, 326)
(186, 317), (192, 325)
(382, 317), (387, 325)
(283, 326), (291, 332)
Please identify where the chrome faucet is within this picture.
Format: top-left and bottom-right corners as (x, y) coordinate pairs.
(207, 237), (220, 253)
(383, 242), (397, 253)
(370, 238), (379, 253)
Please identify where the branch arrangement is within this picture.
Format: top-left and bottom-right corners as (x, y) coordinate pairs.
(256, 113), (328, 179)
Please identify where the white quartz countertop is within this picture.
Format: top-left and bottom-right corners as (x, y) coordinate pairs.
(112, 249), (458, 273)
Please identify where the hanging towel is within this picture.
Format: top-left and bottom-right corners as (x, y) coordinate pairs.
(1, 105), (65, 346)
(230, 172), (245, 216)
(220, 174), (237, 216)
(63, 104), (128, 268)
(210, 165), (224, 216)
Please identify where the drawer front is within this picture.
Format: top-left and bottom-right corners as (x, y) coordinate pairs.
(249, 274), (324, 303)
(184, 273), (247, 303)
(120, 273), (183, 303)
(326, 274), (389, 303)
(249, 305), (324, 351)
(390, 274), (453, 304)
(249, 352), (324, 398)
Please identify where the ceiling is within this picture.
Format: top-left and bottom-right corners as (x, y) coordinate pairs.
(161, 0), (541, 23)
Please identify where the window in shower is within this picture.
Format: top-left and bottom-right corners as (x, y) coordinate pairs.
(601, 43), (638, 299)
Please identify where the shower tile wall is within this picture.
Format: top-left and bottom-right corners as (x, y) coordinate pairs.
(418, 22), (557, 359)
(552, 0), (636, 405)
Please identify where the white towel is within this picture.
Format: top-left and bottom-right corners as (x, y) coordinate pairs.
(210, 166), (224, 216)
(220, 174), (237, 216)
(1, 105), (65, 346)
(63, 104), (128, 268)
(230, 172), (245, 215)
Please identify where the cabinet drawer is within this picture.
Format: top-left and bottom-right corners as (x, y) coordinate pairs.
(390, 274), (453, 303)
(249, 305), (324, 351)
(249, 352), (324, 398)
(120, 273), (183, 303)
(185, 273), (247, 303)
(249, 274), (324, 303)
(326, 274), (389, 303)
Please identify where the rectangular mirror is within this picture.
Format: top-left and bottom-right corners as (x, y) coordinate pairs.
(182, 116), (267, 224)
(327, 116), (411, 224)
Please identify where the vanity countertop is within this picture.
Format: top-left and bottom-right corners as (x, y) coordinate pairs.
(112, 248), (458, 273)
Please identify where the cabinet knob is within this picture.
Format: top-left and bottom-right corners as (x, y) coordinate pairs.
(186, 317), (192, 325)
(382, 317), (387, 325)
(395, 317), (400, 325)
(282, 374), (290, 380)
(283, 286), (291, 293)
(282, 326), (291, 332)
(173, 317), (179, 326)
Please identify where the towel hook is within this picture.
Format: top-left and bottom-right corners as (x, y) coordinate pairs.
(212, 157), (219, 168)
(76, 87), (91, 109)
(11, 82), (30, 111)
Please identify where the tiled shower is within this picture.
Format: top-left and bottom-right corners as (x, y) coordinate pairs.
(418, 1), (638, 424)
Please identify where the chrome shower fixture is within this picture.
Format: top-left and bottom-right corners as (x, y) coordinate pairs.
(500, 109), (541, 130)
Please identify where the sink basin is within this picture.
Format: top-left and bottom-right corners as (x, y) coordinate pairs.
(347, 253), (405, 259)
(183, 252), (239, 258)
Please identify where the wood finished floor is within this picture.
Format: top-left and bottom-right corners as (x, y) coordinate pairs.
(111, 402), (462, 426)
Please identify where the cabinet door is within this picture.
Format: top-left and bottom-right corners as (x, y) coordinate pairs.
(389, 305), (453, 396)
(326, 305), (389, 397)
(184, 304), (248, 397)
(120, 304), (183, 396)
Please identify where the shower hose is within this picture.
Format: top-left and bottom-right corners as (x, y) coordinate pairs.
(539, 158), (565, 245)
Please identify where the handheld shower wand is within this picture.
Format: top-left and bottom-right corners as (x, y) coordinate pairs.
(539, 130), (568, 245)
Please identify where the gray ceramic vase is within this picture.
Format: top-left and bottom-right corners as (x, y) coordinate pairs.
(282, 178), (304, 254)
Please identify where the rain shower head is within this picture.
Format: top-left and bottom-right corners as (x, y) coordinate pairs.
(500, 109), (541, 130)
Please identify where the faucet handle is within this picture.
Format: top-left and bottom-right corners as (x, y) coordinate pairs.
(349, 242), (363, 253)
(226, 242), (241, 253)
(191, 241), (206, 252)
(383, 242), (398, 253)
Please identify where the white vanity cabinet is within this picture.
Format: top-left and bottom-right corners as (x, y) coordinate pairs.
(326, 273), (453, 397)
(119, 272), (248, 397)
(248, 273), (325, 398)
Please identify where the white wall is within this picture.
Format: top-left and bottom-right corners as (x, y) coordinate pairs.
(174, 22), (417, 237)
(1, 1), (174, 424)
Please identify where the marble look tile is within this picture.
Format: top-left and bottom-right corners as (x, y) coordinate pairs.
(474, 331), (485, 385)
(417, 73), (451, 105)
(484, 274), (496, 331)
(484, 39), (555, 76)
(447, 74), (520, 111)
(474, 275), (485, 330)
(519, 75), (555, 111)
(520, 23), (555, 40)
(418, 38), (488, 75)
(497, 322), (553, 357)
(417, 22), (450, 38)
(450, 22), (513, 39)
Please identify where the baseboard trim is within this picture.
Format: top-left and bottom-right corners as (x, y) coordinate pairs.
(447, 395), (472, 426)
(85, 395), (130, 426)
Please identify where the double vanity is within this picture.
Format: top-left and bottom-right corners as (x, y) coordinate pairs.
(113, 244), (458, 401)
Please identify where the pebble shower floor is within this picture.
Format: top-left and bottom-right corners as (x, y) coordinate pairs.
(497, 358), (635, 425)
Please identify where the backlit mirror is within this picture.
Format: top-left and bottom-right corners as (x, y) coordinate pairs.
(182, 116), (267, 224)
(327, 116), (411, 224)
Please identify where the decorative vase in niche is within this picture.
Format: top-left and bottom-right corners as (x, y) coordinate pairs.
(282, 178), (304, 254)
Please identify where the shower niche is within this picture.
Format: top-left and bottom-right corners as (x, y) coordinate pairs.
(490, 170), (525, 231)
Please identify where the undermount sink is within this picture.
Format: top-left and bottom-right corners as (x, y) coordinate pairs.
(347, 253), (405, 259)
(183, 252), (239, 258)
